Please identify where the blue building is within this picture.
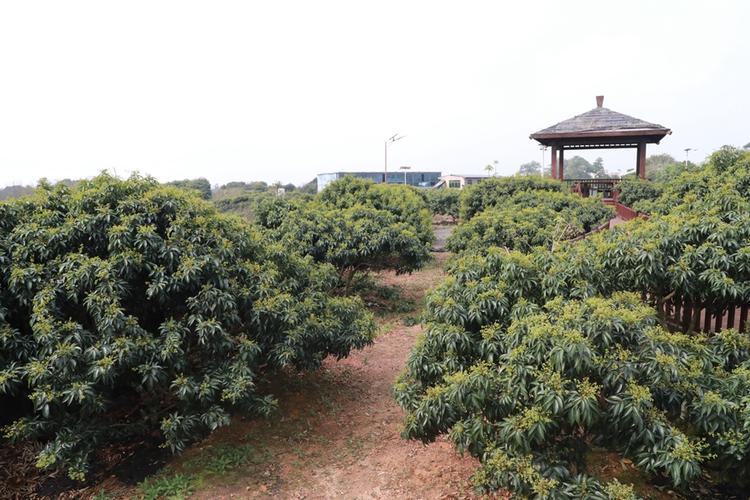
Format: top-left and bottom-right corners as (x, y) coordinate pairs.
(316, 171), (441, 192)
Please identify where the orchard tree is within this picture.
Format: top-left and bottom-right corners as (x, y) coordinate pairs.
(397, 287), (750, 496)
(426, 189), (460, 222)
(447, 190), (612, 254)
(396, 147), (750, 496)
(459, 176), (563, 220)
(260, 177), (434, 286)
(272, 203), (431, 287)
(317, 176), (433, 249)
(635, 146), (749, 215)
(0, 174), (374, 480)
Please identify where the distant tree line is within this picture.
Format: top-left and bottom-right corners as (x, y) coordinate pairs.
(0, 179), (77, 201)
(516, 152), (706, 181)
(517, 156), (610, 178)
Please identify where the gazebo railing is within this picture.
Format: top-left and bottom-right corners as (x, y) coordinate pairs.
(564, 178), (621, 199)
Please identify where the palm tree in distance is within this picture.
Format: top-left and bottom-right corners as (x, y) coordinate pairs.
(484, 160), (498, 176)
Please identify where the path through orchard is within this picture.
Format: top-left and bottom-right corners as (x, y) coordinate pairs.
(106, 252), (499, 499)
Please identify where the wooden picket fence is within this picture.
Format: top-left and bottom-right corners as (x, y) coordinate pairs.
(658, 296), (749, 334)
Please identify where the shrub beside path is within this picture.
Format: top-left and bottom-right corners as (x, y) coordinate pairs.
(110, 252), (495, 499)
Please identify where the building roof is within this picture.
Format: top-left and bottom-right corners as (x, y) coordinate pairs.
(317, 171), (440, 176)
(440, 174), (490, 179)
(530, 97), (671, 145)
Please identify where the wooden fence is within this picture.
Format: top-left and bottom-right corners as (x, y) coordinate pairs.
(658, 297), (749, 334)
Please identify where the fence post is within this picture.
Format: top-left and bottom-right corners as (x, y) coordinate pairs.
(715, 309), (724, 332)
(702, 306), (711, 333)
(682, 301), (693, 333)
(728, 305), (736, 331)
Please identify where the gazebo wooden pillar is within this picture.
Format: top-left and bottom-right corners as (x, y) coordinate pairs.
(636, 142), (647, 179)
(531, 96), (671, 183)
(559, 148), (564, 180)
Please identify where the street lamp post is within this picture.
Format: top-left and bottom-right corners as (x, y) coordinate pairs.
(399, 165), (411, 185)
(684, 148), (697, 166)
(539, 145), (548, 177)
(385, 133), (406, 183)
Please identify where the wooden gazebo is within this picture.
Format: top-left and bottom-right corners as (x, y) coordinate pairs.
(530, 96), (671, 182)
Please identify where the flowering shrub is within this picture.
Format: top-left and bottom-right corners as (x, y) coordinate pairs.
(0, 175), (374, 480)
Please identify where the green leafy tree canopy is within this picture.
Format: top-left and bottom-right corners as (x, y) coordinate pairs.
(0, 174), (374, 480)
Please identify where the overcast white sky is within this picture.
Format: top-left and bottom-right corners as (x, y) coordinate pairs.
(1, 1), (748, 187)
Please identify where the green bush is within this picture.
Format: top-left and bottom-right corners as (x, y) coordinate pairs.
(459, 176), (563, 220)
(447, 191), (612, 254)
(259, 177), (433, 284)
(616, 178), (662, 207)
(396, 246), (750, 495)
(0, 174), (374, 480)
(270, 202), (431, 285)
(318, 176), (433, 247)
(426, 189), (460, 221)
(446, 206), (582, 254)
(634, 147), (750, 215)
(167, 178), (212, 200)
(396, 149), (750, 496)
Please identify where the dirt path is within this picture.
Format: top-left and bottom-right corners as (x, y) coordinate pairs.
(104, 253), (489, 499)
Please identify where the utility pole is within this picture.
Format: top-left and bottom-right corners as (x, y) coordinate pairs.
(384, 134), (405, 183)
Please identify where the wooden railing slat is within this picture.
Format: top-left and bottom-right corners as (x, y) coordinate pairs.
(682, 301), (693, 333)
(703, 306), (711, 333)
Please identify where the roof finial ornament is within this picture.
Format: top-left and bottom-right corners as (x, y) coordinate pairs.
(596, 95), (604, 108)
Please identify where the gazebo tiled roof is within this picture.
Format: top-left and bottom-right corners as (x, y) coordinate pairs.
(531, 107), (669, 139)
(530, 96), (671, 180)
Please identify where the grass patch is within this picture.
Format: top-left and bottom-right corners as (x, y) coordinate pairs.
(137, 441), (273, 498)
(139, 473), (196, 500)
(402, 315), (420, 326)
(351, 276), (416, 315)
(188, 443), (271, 474)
